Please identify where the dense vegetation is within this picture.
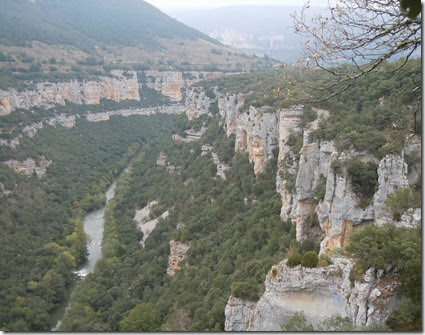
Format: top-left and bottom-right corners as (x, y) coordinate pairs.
(58, 115), (310, 331)
(0, 114), (175, 330)
(0, 0), (219, 52)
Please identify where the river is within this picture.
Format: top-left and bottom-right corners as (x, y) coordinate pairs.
(52, 181), (118, 331)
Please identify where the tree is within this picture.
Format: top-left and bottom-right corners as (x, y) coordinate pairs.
(301, 251), (319, 268)
(119, 303), (159, 331)
(292, 0), (421, 100)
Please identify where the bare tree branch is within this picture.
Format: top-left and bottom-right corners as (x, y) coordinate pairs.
(290, 0), (421, 101)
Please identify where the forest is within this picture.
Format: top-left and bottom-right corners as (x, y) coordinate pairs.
(0, 114), (176, 330)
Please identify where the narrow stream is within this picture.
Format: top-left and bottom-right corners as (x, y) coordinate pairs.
(52, 181), (118, 331)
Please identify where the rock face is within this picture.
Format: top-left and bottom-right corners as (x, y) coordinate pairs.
(318, 153), (375, 254)
(0, 71), (140, 116)
(172, 126), (208, 143)
(167, 240), (190, 277)
(218, 92), (246, 136)
(144, 71), (224, 102)
(3, 156), (52, 178)
(224, 298), (256, 331)
(184, 87), (212, 120)
(225, 255), (400, 331)
(373, 155), (409, 226)
(211, 153), (229, 180)
(275, 106), (303, 222)
(85, 105), (185, 122)
(224, 105), (279, 175)
(134, 200), (169, 248)
(185, 88), (421, 253)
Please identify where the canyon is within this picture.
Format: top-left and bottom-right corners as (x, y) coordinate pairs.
(1, 70), (420, 331)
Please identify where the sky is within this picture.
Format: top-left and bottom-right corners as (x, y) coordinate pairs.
(144, 0), (326, 11)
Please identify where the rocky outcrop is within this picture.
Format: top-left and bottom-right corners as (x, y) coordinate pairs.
(3, 156), (52, 178)
(86, 105), (185, 122)
(228, 106), (279, 175)
(156, 152), (167, 166)
(0, 71), (140, 116)
(172, 126), (208, 143)
(145, 71), (185, 101)
(318, 159), (375, 253)
(134, 200), (169, 248)
(403, 134), (421, 185)
(373, 155), (409, 226)
(47, 114), (77, 129)
(167, 240), (190, 277)
(144, 71), (224, 102)
(399, 208), (421, 227)
(275, 106), (303, 221)
(212, 153), (229, 180)
(184, 87), (212, 120)
(218, 93), (246, 136)
(224, 298), (256, 331)
(225, 255), (400, 331)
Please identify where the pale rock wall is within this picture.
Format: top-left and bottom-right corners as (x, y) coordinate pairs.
(225, 255), (400, 331)
(211, 152), (229, 180)
(184, 87), (212, 120)
(275, 106), (303, 221)
(0, 71), (140, 115)
(144, 71), (225, 102)
(318, 157), (374, 253)
(85, 105), (185, 122)
(231, 106), (279, 175)
(217, 93), (245, 136)
(3, 156), (52, 178)
(145, 71), (185, 101)
(403, 134), (421, 185)
(373, 155), (409, 226)
(134, 200), (169, 248)
(224, 298), (256, 331)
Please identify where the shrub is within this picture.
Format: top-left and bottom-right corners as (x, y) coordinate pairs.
(384, 186), (421, 221)
(345, 158), (378, 200)
(287, 252), (302, 267)
(318, 254), (332, 267)
(348, 262), (365, 286)
(313, 174), (327, 201)
(231, 280), (260, 301)
(302, 251), (319, 268)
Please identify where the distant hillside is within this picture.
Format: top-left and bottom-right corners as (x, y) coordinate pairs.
(169, 5), (325, 63)
(0, 0), (219, 50)
(0, 0), (273, 74)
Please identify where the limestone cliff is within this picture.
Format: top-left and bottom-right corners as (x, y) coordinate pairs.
(186, 89), (421, 253)
(134, 200), (169, 248)
(0, 70), (140, 115)
(184, 87), (212, 120)
(373, 155), (409, 226)
(225, 255), (400, 331)
(3, 156), (52, 178)
(144, 71), (224, 102)
(225, 104), (279, 176)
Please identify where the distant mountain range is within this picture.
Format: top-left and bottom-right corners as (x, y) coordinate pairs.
(169, 5), (325, 63)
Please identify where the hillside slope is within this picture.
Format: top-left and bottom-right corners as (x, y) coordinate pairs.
(0, 0), (271, 72)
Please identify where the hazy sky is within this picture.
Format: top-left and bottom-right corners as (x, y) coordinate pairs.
(144, 0), (326, 11)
